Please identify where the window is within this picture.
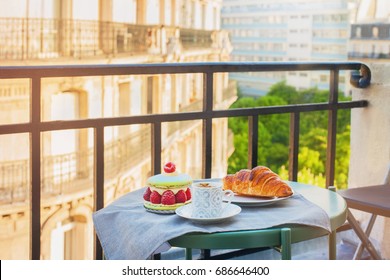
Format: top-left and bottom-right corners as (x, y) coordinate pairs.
(373, 27), (379, 38)
(320, 75), (328, 83)
(356, 27), (361, 38)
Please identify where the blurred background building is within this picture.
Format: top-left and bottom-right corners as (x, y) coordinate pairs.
(0, 0), (236, 259)
(348, 0), (390, 61)
(221, 0), (350, 96)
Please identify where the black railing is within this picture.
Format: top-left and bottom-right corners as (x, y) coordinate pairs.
(0, 61), (371, 260)
(0, 127), (150, 204)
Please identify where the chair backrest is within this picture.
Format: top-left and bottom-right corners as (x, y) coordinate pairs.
(384, 162), (390, 185)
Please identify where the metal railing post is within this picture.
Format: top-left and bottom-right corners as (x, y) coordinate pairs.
(325, 69), (339, 188)
(288, 112), (300, 181)
(202, 71), (213, 179)
(248, 115), (258, 169)
(151, 122), (162, 175)
(30, 76), (41, 260)
(93, 126), (105, 260)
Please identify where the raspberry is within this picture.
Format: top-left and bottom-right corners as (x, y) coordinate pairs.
(150, 191), (161, 204)
(161, 190), (176, 205)
(163, 162), (176, 173)
(185, 188), (192, 200)
(143, 187), (151, 201)
(175, 190), (187, 203)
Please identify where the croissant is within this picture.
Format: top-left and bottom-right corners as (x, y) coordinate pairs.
(222, 166), (293, 198)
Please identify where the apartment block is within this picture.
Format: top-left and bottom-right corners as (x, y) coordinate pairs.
(221, 0), (349, 96)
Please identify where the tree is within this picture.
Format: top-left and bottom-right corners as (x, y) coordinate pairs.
(227, 94), (289, 173)
(227, 81), (352, 189)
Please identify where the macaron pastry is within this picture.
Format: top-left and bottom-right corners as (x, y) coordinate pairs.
(143, 162), (192, 212)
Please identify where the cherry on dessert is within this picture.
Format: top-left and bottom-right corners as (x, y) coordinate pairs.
(163, 162), (176, 173)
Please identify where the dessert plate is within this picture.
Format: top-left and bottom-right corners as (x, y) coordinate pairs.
(144, 201), (192, 214)
(144, 207), (176, 214)
(223, 190), (295, 207)
(175, 203), (241, 224)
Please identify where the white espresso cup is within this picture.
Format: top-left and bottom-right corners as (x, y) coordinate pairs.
(191, 182), (234, 218)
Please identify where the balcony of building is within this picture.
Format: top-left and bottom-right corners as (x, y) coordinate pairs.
(0, 18), (230, 63)
(0, 61), (389, 260)
(349, 52), (390, 60)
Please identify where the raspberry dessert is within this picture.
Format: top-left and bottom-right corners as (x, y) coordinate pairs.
(143, 162), (192, 212)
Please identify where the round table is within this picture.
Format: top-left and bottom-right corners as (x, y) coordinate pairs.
(168, 181), (347, 260)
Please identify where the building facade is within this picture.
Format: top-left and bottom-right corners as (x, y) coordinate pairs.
(0, 0), (235, 259)
(221, 0), (349, 96)
(348, 0), (390, 61)
(349, 23), (390, 60)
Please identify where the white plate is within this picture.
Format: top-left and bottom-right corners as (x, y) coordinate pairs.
(175, 203), (241, 224)
(144, 207), (176, 214)
(223, 190), (295, 207)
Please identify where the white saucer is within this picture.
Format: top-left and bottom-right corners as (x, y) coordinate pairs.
(223, 190), (295, 207)
(175, 203), (241, 224)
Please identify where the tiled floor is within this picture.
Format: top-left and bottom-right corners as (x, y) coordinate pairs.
(161, 230), (372, 260)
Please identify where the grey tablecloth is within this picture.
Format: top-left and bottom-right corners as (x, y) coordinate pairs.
(92, 187), (331, 260)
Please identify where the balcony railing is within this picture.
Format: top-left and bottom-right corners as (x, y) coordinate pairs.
(0, 61), (371, 260)
(0, 98), (212, 205)
(348, 52), (390, 60)
(0, 18), (223, 60)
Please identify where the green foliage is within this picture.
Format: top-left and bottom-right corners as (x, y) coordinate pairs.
(298, 147), (324, 175)
(228, 133), (249, 173)
(267, 81), (299, 104)
(227, 81), (352, 189)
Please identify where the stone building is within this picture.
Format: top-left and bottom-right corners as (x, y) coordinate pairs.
(0, 0), (235, 259)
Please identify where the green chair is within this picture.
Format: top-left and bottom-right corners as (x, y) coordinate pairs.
(169, 227), (292, 260)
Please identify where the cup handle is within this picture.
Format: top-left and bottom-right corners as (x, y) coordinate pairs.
(222, 190), (234, 211)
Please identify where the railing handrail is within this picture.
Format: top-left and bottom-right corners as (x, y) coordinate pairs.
(0, 61), (370, 78)
(0, 61), (371, 260)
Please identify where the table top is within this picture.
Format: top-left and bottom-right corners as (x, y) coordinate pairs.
(169, 180), (347, 248)
(192, 179), (347, 232)
(93, 180), (347, 259)
(287, 181), (347, 231)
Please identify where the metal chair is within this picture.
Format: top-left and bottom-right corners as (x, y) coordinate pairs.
(169, 227), (292, 260)
(338, 164), (390, 259)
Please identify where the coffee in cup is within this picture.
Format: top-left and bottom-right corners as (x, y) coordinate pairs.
(191, 182), (234, 218)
